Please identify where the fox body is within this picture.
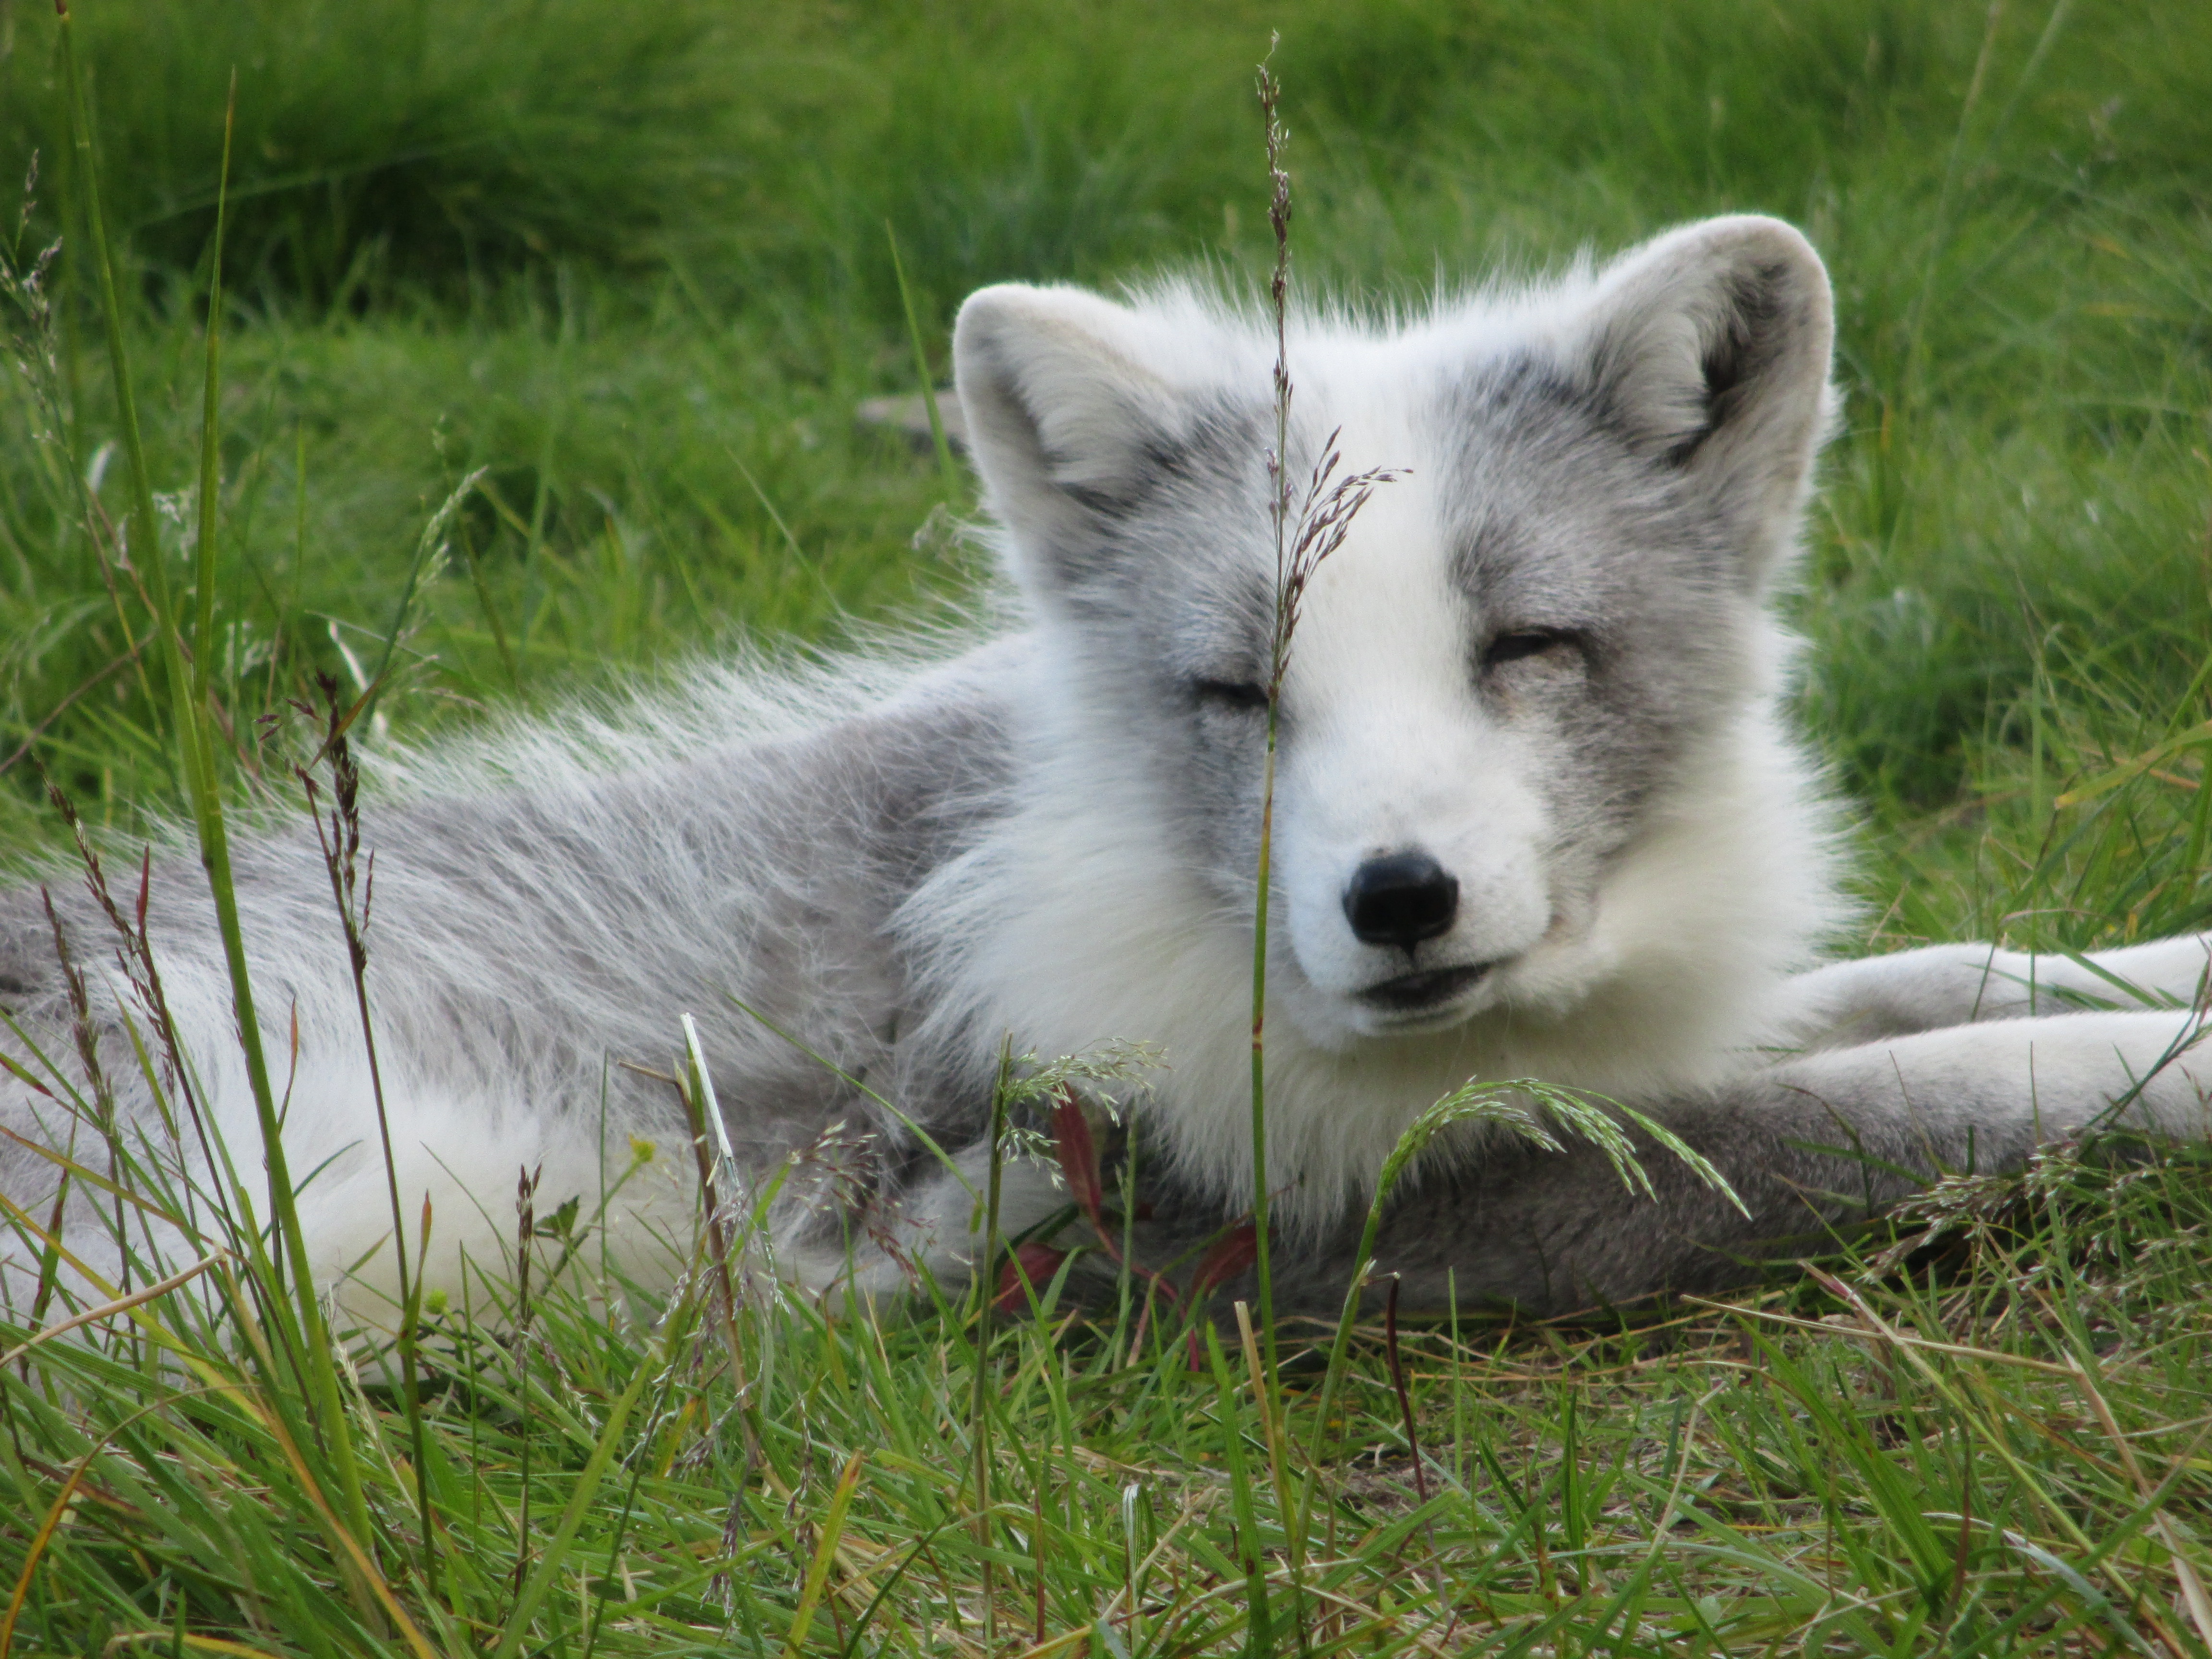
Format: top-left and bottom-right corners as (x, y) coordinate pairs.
(4, 215), (2208, 1321)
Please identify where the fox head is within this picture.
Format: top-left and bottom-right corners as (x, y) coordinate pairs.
(953, 216), (1837, 1049)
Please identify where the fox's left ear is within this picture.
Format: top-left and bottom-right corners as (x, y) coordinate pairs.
(1571, 215), (1836, 582)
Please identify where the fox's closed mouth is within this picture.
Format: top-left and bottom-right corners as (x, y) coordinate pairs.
(1358, 963), (1491, 1011)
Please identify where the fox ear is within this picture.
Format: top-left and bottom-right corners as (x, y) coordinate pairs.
(953, 284), (1181, 595)
(1571, 215), (1836, 576)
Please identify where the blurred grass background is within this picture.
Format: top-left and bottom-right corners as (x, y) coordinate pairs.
(0, 0), (2207, 948)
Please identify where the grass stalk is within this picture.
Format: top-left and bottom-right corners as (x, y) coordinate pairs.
(886, 222), (960, 497)
(1250, 46), (1291, 1423)
(510, 1163), (541, 1602)
(294, 680), (438, 1599)
(676, 1012), (764, 1472)
(1246, 61), (1413, 1649)
(968, 1038), (1015, 1650)
(358, 468), (486, 734)
(57, 0), (372, 1550)
(2065, 1353), (2212, 1648)
(189, 73), (234, 713)
(1305, 1081), (1737, 1467)
(1381, 1279), (1428, 1507)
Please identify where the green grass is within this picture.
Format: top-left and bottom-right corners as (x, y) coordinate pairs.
(0, 0), (2210, 1653)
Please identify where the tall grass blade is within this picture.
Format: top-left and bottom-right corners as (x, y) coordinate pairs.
(358, 467), (486, 735)
(190, 72), (234, 711)
(1249, 34), (1291, 1482)
(967, 1038), (1015, 1649)
(55, 0), (373, 1551)
(886, 221), (960, 497)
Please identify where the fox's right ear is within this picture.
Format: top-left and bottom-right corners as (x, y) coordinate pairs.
(953, 284), (1180, 597)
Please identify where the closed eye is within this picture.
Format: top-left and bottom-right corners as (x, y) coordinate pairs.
(1483, 629), (1579, 669)
(1191, 677), (1270, 711)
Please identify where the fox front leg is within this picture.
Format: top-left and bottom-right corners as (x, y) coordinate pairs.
(1773, 934), (2212, 1050)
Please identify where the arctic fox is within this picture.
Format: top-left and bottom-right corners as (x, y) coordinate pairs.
(3, 215), (2207, 1323)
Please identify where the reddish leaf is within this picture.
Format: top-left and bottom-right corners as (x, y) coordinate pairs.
(994, 1240), (1069, 1313)
(1190, 1217), (1259, 1299)
(1051, 1086), (1106, 1231)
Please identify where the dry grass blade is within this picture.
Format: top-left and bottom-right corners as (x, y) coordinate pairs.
(781, 1453), (867, 1659)
(0, 1250), (225, 1367)
(1696, 1295), (2074, 1374)
(2067, 1356), (2212, 1653)
(0, 1444), (98, 1658)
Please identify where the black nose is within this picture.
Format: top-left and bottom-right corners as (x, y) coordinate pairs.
(1342, 851), (1460, 950)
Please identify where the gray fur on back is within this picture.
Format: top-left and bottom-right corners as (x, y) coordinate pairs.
(0, 644), (1028, 1303)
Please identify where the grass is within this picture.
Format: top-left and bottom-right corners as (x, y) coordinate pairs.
(0, 0), (2209, 1653)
